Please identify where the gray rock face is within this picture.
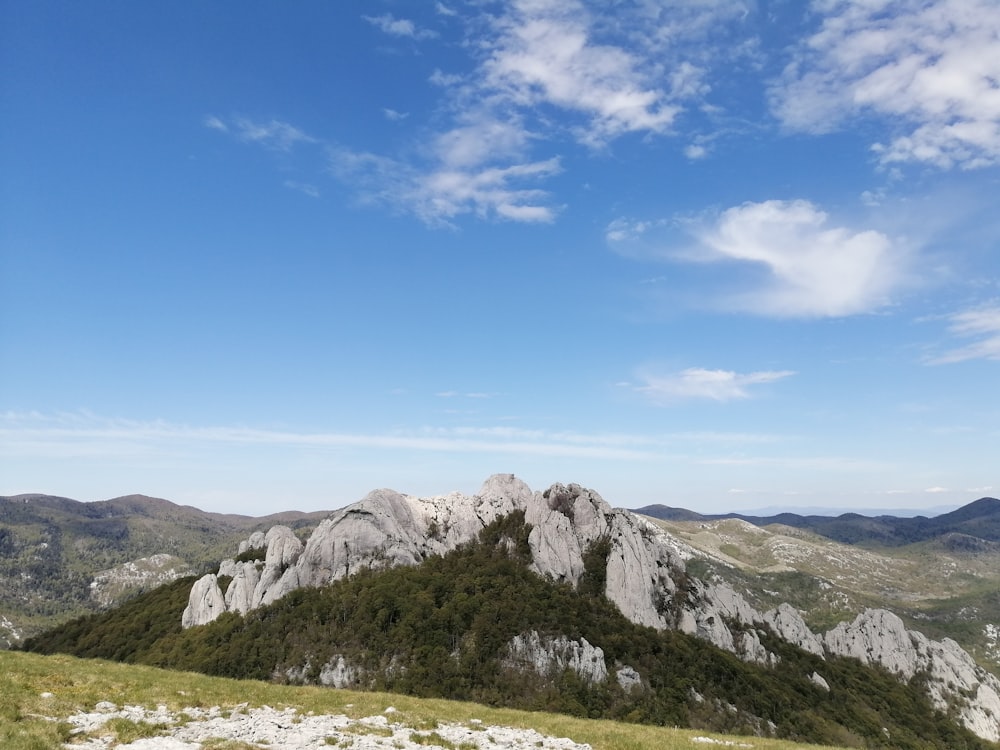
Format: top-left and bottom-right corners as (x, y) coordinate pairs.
(223, 561), (261, 615)
(504, 631), (608, 684)
(181, 574), (227, 629)
(319, 655), (360, 688)
(183, 475), (688, 638)
(763, 603), (824, 658)
(615, 665), (642, 692)
(823, 608), (1000, 742)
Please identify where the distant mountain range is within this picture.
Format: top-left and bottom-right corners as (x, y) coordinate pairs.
(634, 496), (1000, 547)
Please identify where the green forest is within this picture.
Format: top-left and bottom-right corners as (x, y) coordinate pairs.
(23, 512), (995, 750)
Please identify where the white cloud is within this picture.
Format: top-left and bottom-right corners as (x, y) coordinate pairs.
(330, 146), (561, 226)
(684, 143), (708, 160)
(207, 115), (315, 151)
(203, 115), (228, 133)
(604, 217), (667, 243)
(772, 0), (1000, 169)
(363, 13), (437, 40)
(328, 1), (756, 224)
(1, 412), (799, 469)
(481, 0), (681, 146)
(928, 304), (1000, 363)
(694, 199), (904, 317)
(0, 411), (654, 462)
(633, 367), (795, 403)
(382, 108), (409, 121)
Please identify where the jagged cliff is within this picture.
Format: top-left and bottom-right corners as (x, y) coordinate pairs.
(182, 475), (1000, 741)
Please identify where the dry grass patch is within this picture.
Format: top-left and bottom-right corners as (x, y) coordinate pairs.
(1, 650), (850, 750)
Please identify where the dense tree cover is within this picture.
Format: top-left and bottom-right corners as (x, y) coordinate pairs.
(24, 513), (995, 749)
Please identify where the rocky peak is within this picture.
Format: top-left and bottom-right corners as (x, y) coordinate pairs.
(180, 474), (1000, 741)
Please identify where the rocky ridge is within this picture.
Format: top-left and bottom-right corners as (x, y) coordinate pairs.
(182, 475), (1000, 741)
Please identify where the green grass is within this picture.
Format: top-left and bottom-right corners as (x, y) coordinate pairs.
(0, 650), (852, 750)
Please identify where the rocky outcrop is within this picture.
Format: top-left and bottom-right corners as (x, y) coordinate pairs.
(181, 474), (1000, 741)
(184, 476), (689, 638)
(504, 631), (608, 684)
(824, 608), (1000, 742)
(763, 603), (824, 658)
(615, 665), (642, 692)
(320, 655), (361, 688)
(181, 574), (227, 629)
(0, 614), (23, 649)
(809, 671), (830, 692)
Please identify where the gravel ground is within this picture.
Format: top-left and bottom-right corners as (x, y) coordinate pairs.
(60, 701), (594, 750)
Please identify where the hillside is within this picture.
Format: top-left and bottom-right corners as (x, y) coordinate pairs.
(24, 501), (998, 749)
(0, 492), (329, 645)
(639, 513), (1000, 672)
(2, 650), (853, 750)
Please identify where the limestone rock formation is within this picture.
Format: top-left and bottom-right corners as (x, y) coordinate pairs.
(824, 608), (1000, 742)
(615, 665), (642, 692)
(183, 475), (689, 639)
(181, 574), (227, 629)
(180, 474), (1000, 741)
(320, 655), (360, 688)
(504, 631), (609, 684)
(763, 603), (824, 658)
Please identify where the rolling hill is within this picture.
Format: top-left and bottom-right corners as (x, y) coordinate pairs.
(0, 492), (329, 645)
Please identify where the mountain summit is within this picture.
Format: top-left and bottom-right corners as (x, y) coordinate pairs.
(180, 475), (1000, 742)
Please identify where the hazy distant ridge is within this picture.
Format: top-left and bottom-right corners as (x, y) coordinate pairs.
(635, 497), (1000, 546)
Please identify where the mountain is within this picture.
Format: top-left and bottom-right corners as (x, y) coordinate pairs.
(25, 475), (1000, 747)
(0, 492), (329, 646)
(634, 497), (1000, 547)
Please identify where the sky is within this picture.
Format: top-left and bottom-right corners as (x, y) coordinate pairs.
(2, 0), (999, 516)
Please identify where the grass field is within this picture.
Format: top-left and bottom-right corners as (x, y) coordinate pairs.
(1, 650), (849, 750)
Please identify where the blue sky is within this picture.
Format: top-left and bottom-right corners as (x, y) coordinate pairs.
(2, 0), (998, 515)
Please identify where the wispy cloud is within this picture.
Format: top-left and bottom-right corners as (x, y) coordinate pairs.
(928, 304), (1000, 363)
(206, 115), (315, 152)
(283, 180), (320, 198)
(363, 13), (437, 40)
(327, 0), (753, 225)
(632, 367), (795, 404)
(330, 145), (561, 226)
(0, 411), (790, 464)
(771, 0), (1000, 169)
(694, 200), (905, 318)
(203, 115), (228, 133)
